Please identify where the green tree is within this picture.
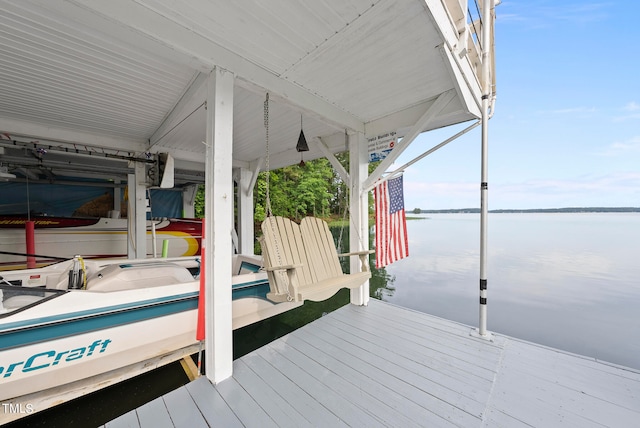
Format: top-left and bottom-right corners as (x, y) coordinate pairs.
(254, 158), (336, 222)
(195, 154), (380, 224)
(194, 184), (205, 218)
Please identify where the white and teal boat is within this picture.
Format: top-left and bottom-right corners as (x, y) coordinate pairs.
(0, 254), (299, 421)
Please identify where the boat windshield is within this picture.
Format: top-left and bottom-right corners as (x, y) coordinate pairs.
(0, 285), (66, 318)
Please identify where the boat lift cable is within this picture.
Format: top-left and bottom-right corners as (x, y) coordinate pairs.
(469, 1), (483, 51)
(150, 101), (206, 148)
(0, 250), (68, 261)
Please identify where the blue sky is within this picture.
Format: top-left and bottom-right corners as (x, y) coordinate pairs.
(396, 1), (640, 210)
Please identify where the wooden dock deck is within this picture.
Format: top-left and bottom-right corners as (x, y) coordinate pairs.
(104, 299), (640, 427)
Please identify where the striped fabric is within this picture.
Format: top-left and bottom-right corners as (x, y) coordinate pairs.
(374, 175), (409, 268)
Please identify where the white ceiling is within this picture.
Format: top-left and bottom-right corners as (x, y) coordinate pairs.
(0, 0), (487, 185)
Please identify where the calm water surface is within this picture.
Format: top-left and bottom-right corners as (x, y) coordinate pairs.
(9, 213), (639, 426)
(381, 213), (640, 370)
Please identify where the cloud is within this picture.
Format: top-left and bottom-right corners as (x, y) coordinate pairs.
(547, 102), (640, 123)
(405, 180), (477, 199)
(403, 180), (478, 210)
(403, 172), (640, 210)
(499, 2), (609, 28)
(488, 173), (640, 209)
(613, 102), (640, 121)
(624, 102), (640, 112)
(538, 106), (597, 115)
(597, 136), (640, 156)
(547, 3), (610, 25)
(503, 173), (640, 193)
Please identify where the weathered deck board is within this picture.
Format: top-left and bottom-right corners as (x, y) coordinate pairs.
(163, 386), (209, 428)
(136, 397), (173, 427)
(327, 305), (499, 386)
(184, 375), (244, 427)
(485, 339), (640, 427)
(239, 351), (346, 426)
(304, 312), (484, 425)
(105, 299), (640, 427)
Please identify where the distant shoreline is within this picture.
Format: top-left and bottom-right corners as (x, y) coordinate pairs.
(413, 207), (640, 214)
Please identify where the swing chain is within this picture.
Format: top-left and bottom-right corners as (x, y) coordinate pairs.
(264, 93), (272, 217)
(263, 94), (290, 298)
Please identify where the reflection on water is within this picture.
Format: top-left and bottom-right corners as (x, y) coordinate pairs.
(377, 213), (640, 370)
(333, 225), (397, 300)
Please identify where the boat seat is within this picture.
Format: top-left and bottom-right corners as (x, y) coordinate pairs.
(86, 262), (194, 291)
(260, 216), (371, 303)
(46, 272), (70, 290)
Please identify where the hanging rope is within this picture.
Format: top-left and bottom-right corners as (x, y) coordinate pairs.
(263, 93), (273, 217)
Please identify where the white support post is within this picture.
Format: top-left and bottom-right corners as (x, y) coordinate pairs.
(126, 162), (147, 259)
(349, 132), (370, 306)
(204, 67), (235, 383)
(477, 0), (495, 340)
(235, 167), (254, 255)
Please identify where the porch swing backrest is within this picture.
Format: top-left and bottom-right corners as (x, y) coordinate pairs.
(301, 217), (343, 281)
(260, 216), (371, 302)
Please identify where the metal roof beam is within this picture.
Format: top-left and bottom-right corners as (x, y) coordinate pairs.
(0, 117), (148, 154)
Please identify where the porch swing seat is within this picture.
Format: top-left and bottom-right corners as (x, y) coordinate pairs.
(260, 216), (372, 303)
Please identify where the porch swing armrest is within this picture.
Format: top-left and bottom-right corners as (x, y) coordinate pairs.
(338, 250), (374, 272)
(337, 250), (374, 257)
(264, 263), (303, 302)
(263, 263), (303, 272)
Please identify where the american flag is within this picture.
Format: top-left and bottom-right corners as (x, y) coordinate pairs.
(374, 175), (409, 268)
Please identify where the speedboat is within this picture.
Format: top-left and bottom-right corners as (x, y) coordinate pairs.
(0, 254), (300, 422)
(0, 215), (203, 270)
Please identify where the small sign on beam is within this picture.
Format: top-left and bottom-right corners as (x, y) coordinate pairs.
(367, 131), (399, 163)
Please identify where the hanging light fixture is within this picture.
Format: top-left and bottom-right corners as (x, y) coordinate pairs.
(296, 114), (309, 166)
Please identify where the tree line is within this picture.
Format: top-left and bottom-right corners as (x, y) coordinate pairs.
(195, 153), (378, 223)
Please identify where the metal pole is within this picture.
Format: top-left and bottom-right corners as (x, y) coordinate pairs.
(478, 0), (494, 337)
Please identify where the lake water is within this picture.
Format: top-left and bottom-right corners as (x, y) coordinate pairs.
(9, 212), (640, 426)
(378, 213), (640, 370)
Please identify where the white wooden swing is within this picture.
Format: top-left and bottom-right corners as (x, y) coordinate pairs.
(260, 216), (371, 302)
(259, 94), (371, 303)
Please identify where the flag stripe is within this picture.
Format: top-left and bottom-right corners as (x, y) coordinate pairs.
(374, 175), (409, 268)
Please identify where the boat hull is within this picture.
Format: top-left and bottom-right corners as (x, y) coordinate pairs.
(1, 293), (197, 402)
(0, 255), (301, 421)
(1, 282), (199, 403)
(0, 216), (202, 270)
